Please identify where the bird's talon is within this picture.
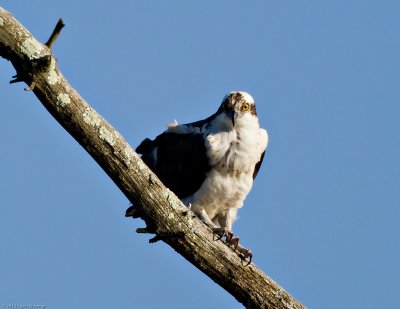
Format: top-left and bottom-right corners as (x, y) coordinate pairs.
(237, 247), (253, 266)
(213, 233), (223, 241)
(225, 232), (234, 242)
(212, 228), (233, 242)
(226, 236), (240, 250)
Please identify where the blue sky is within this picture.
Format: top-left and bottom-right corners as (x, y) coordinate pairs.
(1, 1), (399, 308)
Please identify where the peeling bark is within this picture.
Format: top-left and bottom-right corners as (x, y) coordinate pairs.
(0, 7), (306, 309)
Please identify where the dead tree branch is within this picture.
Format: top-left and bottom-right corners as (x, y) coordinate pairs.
(0, 7), (306, 309)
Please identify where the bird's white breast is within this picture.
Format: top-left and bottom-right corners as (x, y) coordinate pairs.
(185, 113), (268, 221)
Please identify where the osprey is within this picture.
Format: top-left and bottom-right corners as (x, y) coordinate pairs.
(127, 91), (268, 262)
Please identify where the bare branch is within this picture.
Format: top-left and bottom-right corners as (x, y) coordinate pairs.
(0, 7), (306, 309)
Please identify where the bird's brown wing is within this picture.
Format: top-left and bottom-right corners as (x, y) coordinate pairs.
(137, 131), (211, 199)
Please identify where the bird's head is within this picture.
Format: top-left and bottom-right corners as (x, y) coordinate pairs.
(218, 91), (257, 127)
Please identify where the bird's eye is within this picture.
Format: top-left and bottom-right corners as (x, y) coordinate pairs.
(241, 103), (250, 111)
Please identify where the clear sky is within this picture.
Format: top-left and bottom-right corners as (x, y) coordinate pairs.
(1, 1), (399, 308)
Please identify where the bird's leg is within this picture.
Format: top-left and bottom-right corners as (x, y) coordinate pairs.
(192, 209), (231, 240)
(215, 209), (253, 265)
(194, 208), (218, 229)
(193, 207), (253, 265)
(213, 209), (238, 245)
(194, 210), (233, 242)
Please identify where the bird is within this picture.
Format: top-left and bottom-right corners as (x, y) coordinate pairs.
(126, 91), (268, 262)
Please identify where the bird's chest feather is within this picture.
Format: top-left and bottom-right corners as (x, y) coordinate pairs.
(185, 115), (268, 214)
(205, 126), (264, 175)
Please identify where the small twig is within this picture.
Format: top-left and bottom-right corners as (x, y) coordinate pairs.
(136, 227), (154, 234)
(9, 76), (23, 84)
(149, 232), (185, 244)
(45, 18), (65, 49)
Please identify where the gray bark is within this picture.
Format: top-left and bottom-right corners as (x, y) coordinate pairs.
(0, 7), (306, 309)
